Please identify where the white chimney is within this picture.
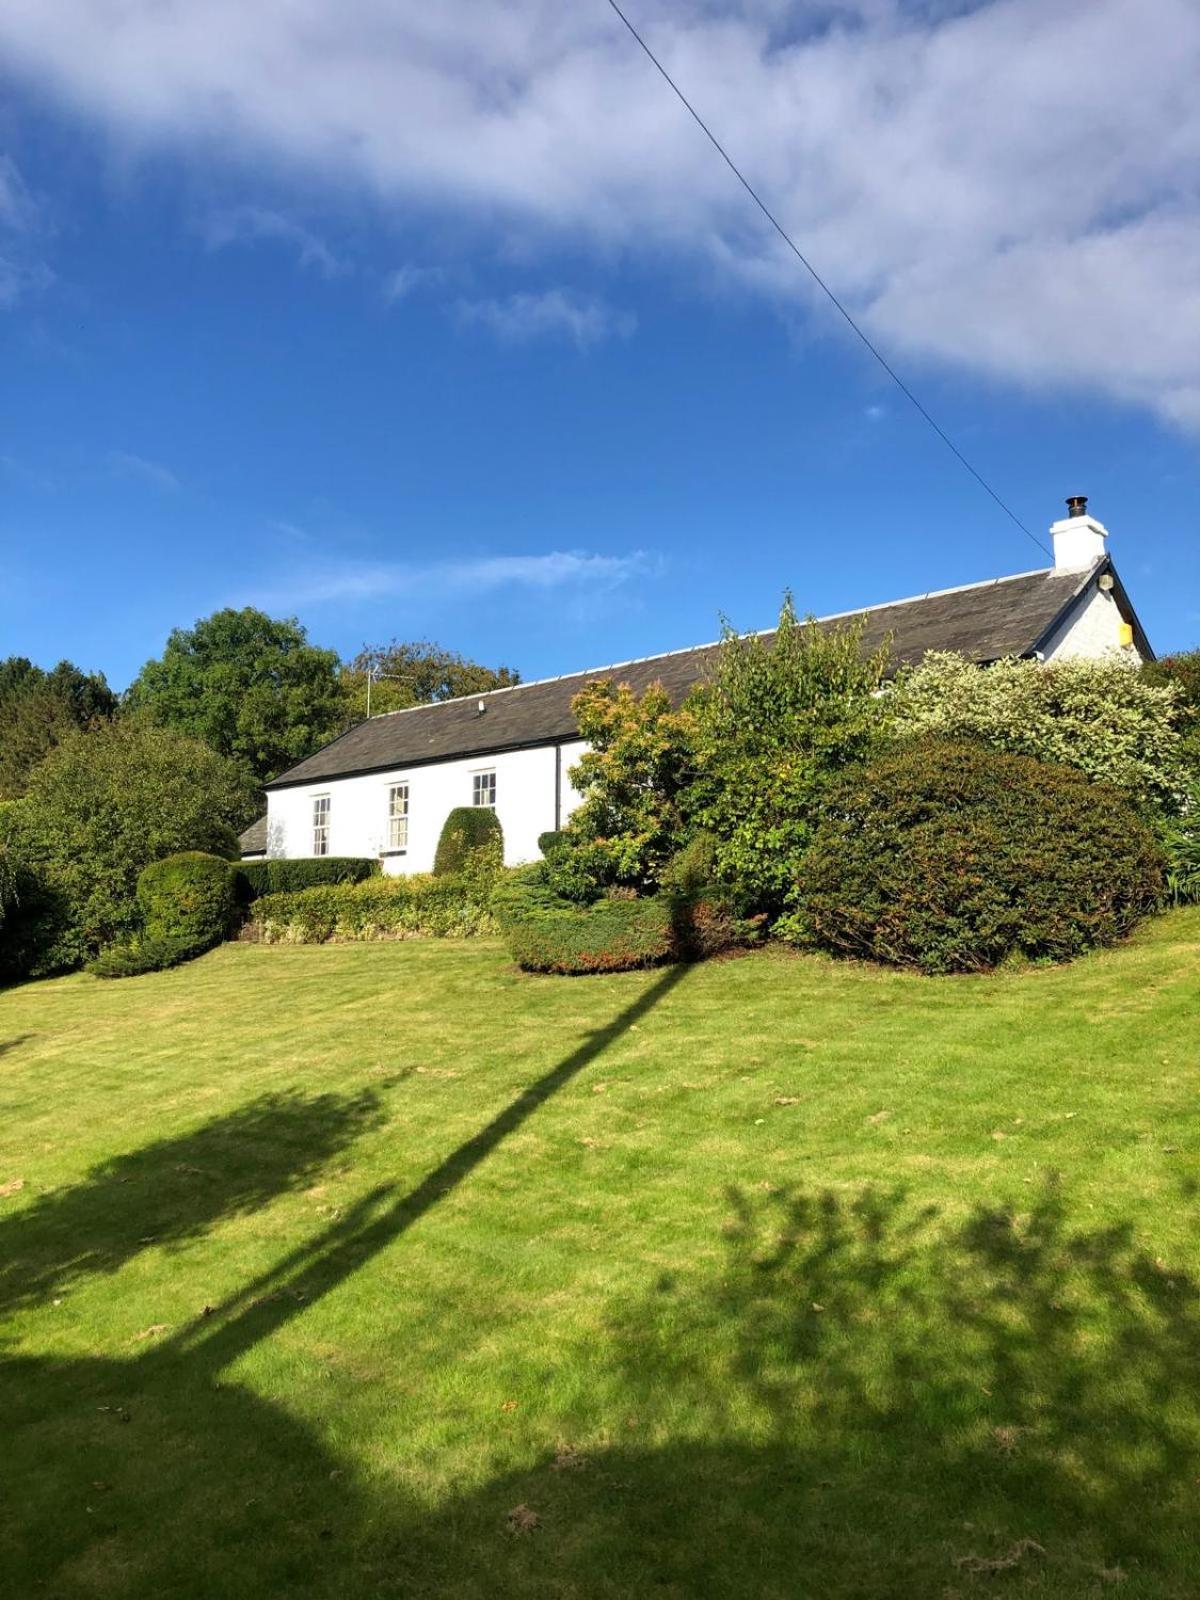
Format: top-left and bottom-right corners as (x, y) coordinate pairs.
(1050, 494), (1108, 571)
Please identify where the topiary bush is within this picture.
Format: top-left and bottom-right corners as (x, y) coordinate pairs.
(795, 740), (1165, 974)
(249, 874), (494, 943)
(503, 895), (677, 975)
(235, 857), (377, 903)
(137, 852), (235, 947)
(434, 807), (503, 877)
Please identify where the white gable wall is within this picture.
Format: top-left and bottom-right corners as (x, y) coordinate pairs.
(266, 739), (590, 875)
(1039, 581), (1145, 663)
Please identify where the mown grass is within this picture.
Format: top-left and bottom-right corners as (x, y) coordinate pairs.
(2, 913), (1199, 1598)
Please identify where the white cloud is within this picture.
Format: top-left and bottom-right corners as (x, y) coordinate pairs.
(109, 450), (181, 491)
(201, 205), (348, 276)
(2, 1), (1199, 424)
(381, 262), (446, 302)
(249, 548), (651, 610)
(456, 288), (635, 347)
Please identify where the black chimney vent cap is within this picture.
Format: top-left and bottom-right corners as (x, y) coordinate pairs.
(1066, 494), (1088, 519)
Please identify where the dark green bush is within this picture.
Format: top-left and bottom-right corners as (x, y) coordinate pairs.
(795, 740), (1165, 974)
(88, 931), (212, 980)
(234, 860), (273, 903)
(503, 896), (677, 975)
(250, 873), (493, 943)
(433, 807), (503, 877)
(236, 857), (377, 902)
(137, 852), (235, 947)
(537, 830), (566, 858)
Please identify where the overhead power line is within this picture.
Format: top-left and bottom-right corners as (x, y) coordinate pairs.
(601, 0), (1052, 560)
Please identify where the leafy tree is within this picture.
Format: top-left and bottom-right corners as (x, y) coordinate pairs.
(342, 640), (520, 721)
(889, 652), (1184, 806)
(687, 599), (892, 916)
(0, 657), (117, 798)
(3, 723), (255, 976)
(554, 680), (697, 899)
(125, 609), (344, 786)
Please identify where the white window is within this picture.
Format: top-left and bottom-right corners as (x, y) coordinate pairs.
(387, 783), (409, 851)
(472, 770), (496, 808)
(312, 794), (330, 857)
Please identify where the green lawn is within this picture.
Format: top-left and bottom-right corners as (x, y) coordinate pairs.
(2, 915), (1199, 1598)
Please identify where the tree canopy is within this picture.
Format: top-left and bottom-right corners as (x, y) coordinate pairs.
(342, 640), (519, 721)
(125, 609), (345, 787)
(0, 657), (117, 799)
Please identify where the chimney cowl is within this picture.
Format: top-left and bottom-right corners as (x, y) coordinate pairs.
(1066, 494), (1089, 519)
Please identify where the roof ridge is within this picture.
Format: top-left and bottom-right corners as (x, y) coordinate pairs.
(363, 564), (1056, 722)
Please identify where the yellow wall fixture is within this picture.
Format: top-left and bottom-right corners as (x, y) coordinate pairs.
(1118, 621), (1135, 648)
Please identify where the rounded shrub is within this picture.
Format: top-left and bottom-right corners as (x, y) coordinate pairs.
(433, 807), (503, 877)
(136, 851), (235, 949)
(796, 740), (1165, 974)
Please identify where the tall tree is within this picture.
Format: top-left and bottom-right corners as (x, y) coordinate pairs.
(0, 657), (117, 799)
(342, 640), (519, 721)
(125, 609), (345, 786)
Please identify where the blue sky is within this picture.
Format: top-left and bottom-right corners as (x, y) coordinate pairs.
(2, 0), (1198, 691)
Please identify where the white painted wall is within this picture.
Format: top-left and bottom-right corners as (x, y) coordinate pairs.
(266, 739), (591, 875)
(1040, 582), (1144, 663)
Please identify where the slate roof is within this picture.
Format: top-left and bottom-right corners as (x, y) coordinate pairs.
(238, 814), (268, 856)
(267, 564), (1100, 790)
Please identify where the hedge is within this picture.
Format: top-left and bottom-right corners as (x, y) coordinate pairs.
(795, 739), (1165, 974)
(137, 852), (235, 946)
(234, 857), (378, 905)
(249, 873), (493, 943)
(502, 895), (677, 975)
(434, 808), (503, 877)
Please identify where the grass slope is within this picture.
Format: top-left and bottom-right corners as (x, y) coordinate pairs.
(2, 914), (1199, 1598)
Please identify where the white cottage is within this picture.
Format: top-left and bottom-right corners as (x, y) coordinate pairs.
(246, 500), (1153, 874)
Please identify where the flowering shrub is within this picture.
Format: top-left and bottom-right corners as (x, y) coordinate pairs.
(888, 652), (1183, 805)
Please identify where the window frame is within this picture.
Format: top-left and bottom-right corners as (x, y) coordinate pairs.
(312, 793), (331, 857)
(385, 780), (410, 854)
(471, 769), (497, 809)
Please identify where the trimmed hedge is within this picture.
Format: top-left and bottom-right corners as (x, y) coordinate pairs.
(137, 852), (235, 946)
(249, 874), (493, 943)
(796, 739), (1165, 974)
(88, 931), (212, 979)
(235, 857), (378, 904)
(434, 807), (503, 877)
(502, 894), (677, 975)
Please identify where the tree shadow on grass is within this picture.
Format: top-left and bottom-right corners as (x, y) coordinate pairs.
(0, 1086), (386, 1319)
(2, 966), (691, 1595)
(7, 959), (1200, 1595)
